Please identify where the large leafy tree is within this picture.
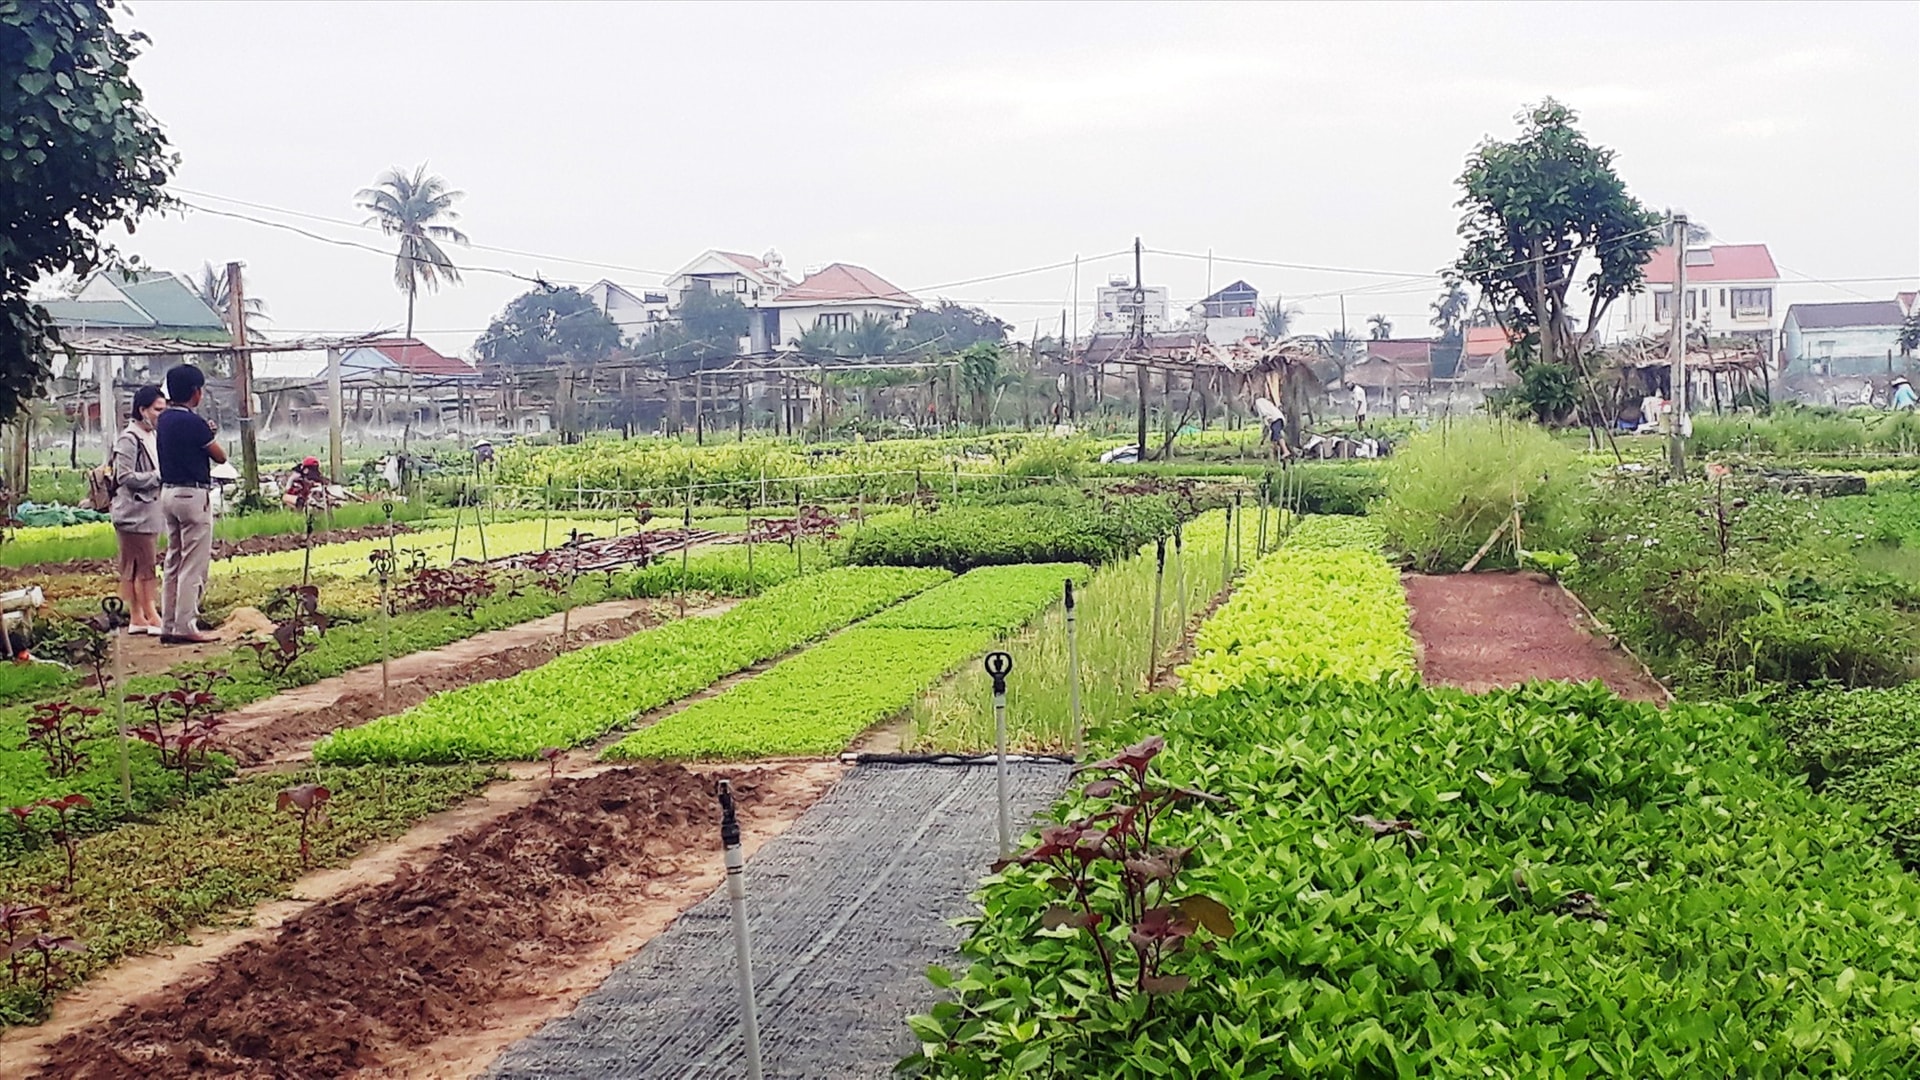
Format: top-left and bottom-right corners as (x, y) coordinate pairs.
(897, 301), (1008, 354)
(355, 164), (467, 339)
(1451, 99), (1659, 368)
(1, 0), (174, 422)
(643, 287), (748, 374)
(474, 286), (620, 367)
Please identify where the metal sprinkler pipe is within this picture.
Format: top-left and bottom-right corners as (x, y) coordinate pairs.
(985, 650), (1014, 857)
(1148, 538), (1166, 685)
(301, 509), (315, 588)
(101, 597), (130, 804)
(1064, 579), (1083, 757)
(370, 548), (394, 709)
(715, 779), (765, 1080)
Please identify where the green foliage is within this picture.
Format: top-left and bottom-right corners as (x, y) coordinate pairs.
(645, 287), (749, 370)
(2, 0), (175, 421)
(1451, 98), (1660, 362)
(1693, 407), (1920, 457)
(1280, 513), (1387, 551)
(1776, 684), (1920, 868)
(1374, 419), (1578, 572)
(473, 285), (621, 366)
(908, 681), (1920, 1077)
(845, 500), (1179, 574)
(899, 301), (1010, 355)
(1270, 463), (1383, 516)
(1565, 478), (1920, 693)
(314, 567), (946, 764)
(866, 563), (1087, 632)
(1493, 356), (1582, 425)
(1519, 548), (1579, 578)
(605, 626), (995, 760)
(355, 164), (467, 336)
(0, 763), (492, 1024)
(1003, 437), (1088, 481)
(1179, 521), (1413, 695)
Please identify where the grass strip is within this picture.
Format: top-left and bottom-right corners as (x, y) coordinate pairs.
(315, 567), (947, 764)
(906, 512), (1232, 753)
(0, 763), (495, 1026)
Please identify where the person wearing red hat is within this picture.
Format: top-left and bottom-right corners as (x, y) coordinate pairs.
(282, 456), (329, 510)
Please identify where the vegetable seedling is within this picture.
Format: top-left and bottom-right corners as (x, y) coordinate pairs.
(276, 783), (332, 869)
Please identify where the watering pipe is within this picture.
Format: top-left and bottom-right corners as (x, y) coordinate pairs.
(1065, 578), (1083, 757)
(986, 650), (1014, 857)
(716, 778), (766, 1080)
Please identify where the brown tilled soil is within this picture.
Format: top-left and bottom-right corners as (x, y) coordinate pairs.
(217, 598), (695, 767)
(1403, 572), (1666, 702)
(32, 762), (841, 1080)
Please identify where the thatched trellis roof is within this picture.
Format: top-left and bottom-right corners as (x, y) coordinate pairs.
(1608, 335), (1762, 372)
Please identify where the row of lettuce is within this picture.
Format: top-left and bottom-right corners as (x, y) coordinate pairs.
(905, 515), (1920, 1077)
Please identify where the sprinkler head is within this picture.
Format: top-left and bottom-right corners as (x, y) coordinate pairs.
(1063, 579), (1075, 610)
(716, 778), (741, 848)
(984, 650), (1014, 694)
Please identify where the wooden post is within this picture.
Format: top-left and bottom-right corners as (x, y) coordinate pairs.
(326, 346), (344, 482)
(94, 354), (116, 458)
(226, 262), (260, 501)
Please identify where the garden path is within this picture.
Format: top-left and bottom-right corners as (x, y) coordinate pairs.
(1404, 572), (1667, 702)
(485, 762), (1071, 1080)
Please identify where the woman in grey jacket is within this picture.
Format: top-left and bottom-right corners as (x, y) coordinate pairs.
(110, 385), (167, 634)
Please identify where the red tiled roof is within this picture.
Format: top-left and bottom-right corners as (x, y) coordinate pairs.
(1463, 326), (1515, 359)
(367, 338), (478, 378)
(1364, 339), (1434, 363)
(1897, 291), (1916, 315)
(1642, 244), (1777, 284)
(772, 263), (916, 305)
(716, 251), (767, 272)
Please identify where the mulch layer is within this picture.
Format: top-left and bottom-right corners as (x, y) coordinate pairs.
(1403, 572), (1666, 702)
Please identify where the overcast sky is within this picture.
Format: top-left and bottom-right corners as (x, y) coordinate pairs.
(104, 0), (1919, 357)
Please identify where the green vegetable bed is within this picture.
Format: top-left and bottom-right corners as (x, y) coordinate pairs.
(314, 566), (947, 764)
(911, 680), (1920, 1077)
(607, 564), (1078, 760)
(1178, 515), (1413, 695)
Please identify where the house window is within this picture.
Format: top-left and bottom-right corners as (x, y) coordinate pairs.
(735, 279), (748, 293)
(1731, 288), (1771, 318)
(1719, 289), (1727, 307)
(1686, 291), (1696, 318)
(816, 313), (855, 334)
(1654, 290), (1672, 321)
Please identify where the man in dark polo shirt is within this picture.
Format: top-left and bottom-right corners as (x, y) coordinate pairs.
(156, 364), (228, 644)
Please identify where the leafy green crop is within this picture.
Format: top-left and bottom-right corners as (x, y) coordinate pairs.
(604, 627), (997, 760)
(1776, 682), (1920, 867)
(1179, 517), (1413, 695)
(910, 681), (1920, 1077)
(844, 499), (1179, 573)
(314, 567), (947, 764)
(867, 563), (1088, 632)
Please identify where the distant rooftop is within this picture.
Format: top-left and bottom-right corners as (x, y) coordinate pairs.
(1642, 244), (1778, 285)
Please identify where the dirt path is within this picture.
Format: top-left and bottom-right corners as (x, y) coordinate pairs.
(1403, 572), (1667, 702)
(24, 762), (843, 1080)
(218, 597), (729, 767)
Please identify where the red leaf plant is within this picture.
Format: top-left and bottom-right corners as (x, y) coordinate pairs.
(276, 783), (331, 869)
(1002, 735), (1233, 1003)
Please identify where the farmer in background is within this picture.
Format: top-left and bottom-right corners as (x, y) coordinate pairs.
(1892, 377), (1916, 411)
(110, 385), (167, 635)
(156, 364), (226, 645)
(282, 456), (327, 510)
(1350, 382), (1368, 428)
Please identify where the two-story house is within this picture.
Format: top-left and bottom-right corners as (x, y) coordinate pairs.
(766, 263), (918, 349)
(1189, 280), (1261, 344)
(580, 280), (671, 346)
(1613, 243), (1779, 362)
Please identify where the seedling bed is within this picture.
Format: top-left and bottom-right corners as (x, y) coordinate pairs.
(33, 763), (832, 1079)
(1404, 572), (1666, 701)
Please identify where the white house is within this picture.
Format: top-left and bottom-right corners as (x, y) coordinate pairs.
(1093, 276), (1172, 335)
(581, 280), (671, 345)
(1781, 300), (1909, 379)
(767, 263), (918, 348)
(1190, 280), (1260, 344)
(1613, 244), (1780, 356)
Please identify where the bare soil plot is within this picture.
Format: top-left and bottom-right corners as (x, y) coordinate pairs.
(31, 762), (840, 1080)
(1403, 572), (1666, 702)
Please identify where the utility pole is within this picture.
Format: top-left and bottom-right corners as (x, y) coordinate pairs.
(1667, 215), (1689, 477)
(225, 262), (260, 501)
(1061, 308), (1074, 423)
(325, 346), (344, 482)
(1133, 237), (1148, 460)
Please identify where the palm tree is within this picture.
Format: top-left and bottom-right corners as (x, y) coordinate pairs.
(1259, 298), (1299, 340)
(792, 323), (843, 358)
(355, 164), (468, 339)
(1366, 314), (1393, 340)
(1430, 284), (1470, 341)
(192, 262), (270, 344)
(1323, 328), (1364, 369)
(959, 342), (1002, 426)
(845, 313), (897, 358)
